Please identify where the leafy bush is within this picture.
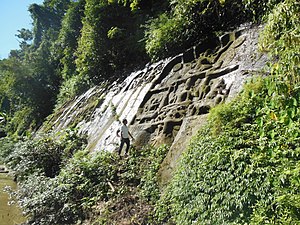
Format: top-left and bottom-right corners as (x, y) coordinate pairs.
(243, 0), (282, 21)
(145, 0), (283, 61)
(55, 74), (91, 109)
(145, 0), (247, 60)
(138, 145), (169, 202)
(16, 138), (63, 178)
(259, 0), (300, 89)
(17, 174), (79, 225)
(0, 136), (16, 164)
(3, 140), (168, 224)
(1, 129), (87, 180)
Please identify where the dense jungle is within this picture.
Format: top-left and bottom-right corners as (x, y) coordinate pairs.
(0, 0), (299, 224)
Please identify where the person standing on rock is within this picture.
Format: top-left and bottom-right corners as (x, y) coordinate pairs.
(117, 119), (134, 156)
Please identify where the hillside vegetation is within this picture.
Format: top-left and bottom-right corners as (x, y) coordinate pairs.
(0, 0), (275, 136)
(155, 1), (299, 224)
(0, 0), (299, 224)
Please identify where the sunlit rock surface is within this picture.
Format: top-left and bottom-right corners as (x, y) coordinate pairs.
(44, 25), (268, 183)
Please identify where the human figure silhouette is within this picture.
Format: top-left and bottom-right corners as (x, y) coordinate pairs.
(117, 119), (134, 156)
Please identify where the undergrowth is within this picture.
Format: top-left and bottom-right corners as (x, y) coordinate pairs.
(154, 0), (300, 224)
(0, 131), (169, 224)
(155, 77), (300, 224)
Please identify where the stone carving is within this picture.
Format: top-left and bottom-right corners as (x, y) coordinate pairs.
(42, 25), (268, 184)
(153, 26), (269, 186)
(131, 30), (243, 146)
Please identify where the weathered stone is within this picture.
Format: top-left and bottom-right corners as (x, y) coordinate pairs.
(158, 114), (208, 187)
(172, 63), (183, 72)
(183, 47), (196, 63)
(194, 36), (219, 58)
(41, 25), (270, 186)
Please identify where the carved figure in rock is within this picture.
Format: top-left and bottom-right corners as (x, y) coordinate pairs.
(117, 119), (134, 156)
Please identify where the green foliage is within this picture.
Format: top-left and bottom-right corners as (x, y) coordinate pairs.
(1, 129), (87, 180)
(260, 0), (299, 50)
(53, 0), (85, 89)
(75, 0), (150, 89)
(155, 78), (300, 224)
(0, 58), (41, 135)
(145, 0), (249, 60)
(145, 12), (181, 60)
(144, 0), (284, 60)
(1, 132), (168, 224)
(259, 0), (300, 89)
(8, 107), (38, 136)
(242, 0), (282, 21)
(17, 174), (79, 225)
(154, 1), (300, 224)
(14, 149), (117, 225)
(29, 1), (71, 46)
(55, 73), (91, 108)
(0, 136), (16, 164)
(138, 145), (169, 203)
(107, 26), (124, 39)
(0, 0), (69, 134)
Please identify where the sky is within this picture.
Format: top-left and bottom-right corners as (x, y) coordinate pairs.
(0, 0), (44, 59)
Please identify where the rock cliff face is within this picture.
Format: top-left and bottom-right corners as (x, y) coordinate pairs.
(44, 25), (268, 183)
